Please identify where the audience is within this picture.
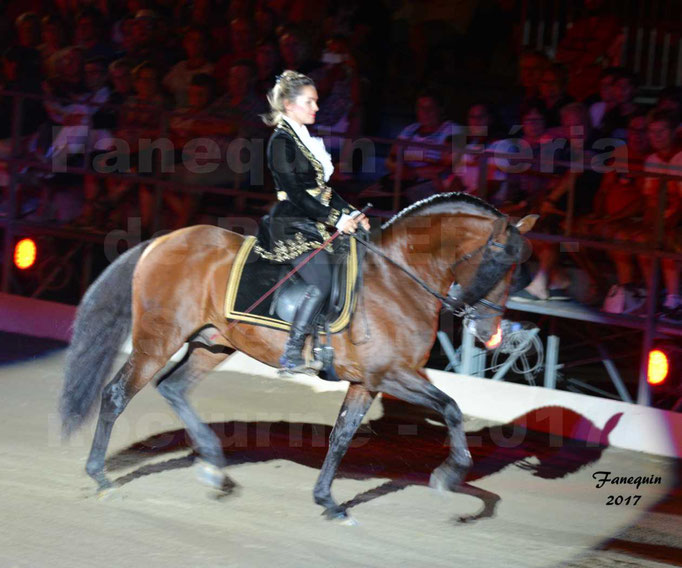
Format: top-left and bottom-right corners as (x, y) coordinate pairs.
(0, 2), (680, 321)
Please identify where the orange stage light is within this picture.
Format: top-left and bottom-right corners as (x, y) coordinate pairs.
(14, 238), (37, 270)
(647, 349), (669, 385)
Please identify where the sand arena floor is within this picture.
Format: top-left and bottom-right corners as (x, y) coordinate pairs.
(0, 344), (680, 568)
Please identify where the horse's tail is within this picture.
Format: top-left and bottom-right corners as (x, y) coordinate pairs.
(60, 240), (152, 437)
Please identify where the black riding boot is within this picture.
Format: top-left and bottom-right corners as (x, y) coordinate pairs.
(279, 285), (325, 372)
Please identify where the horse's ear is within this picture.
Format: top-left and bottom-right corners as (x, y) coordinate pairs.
(515, 214), (539, 234)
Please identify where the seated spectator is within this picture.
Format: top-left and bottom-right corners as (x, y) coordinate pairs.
(554, 0), (623, 101)
(382, 89), (462, 203)
(589, 67), (619, 137)
(539, 63), (574, 128)
(159, 73), (236, 227)
(607, 110), (682, 317)
(446, 102), (507, 201)
(14, 12), (41, 49)
(0, 46), (44, 139)
(310, 35), (362, 175)
(41, 47), (111, 162)
(0, 46), (46, 204)
(255, 39), (282, 97)
(254, 5), (278, 43)
(511, 102), (602, 302)
(162, 25), (214, 107)
(74, 8), (116, 63)
(656, 86), (682, 141)
(277, 25), (318, 74)
(98, 61), (169, 229)
(91, 58), (134, 132)
(38, 14), (65, 69)
(117, 61), (167, 153)
(499, 49), (549, 130)
(600, 69), (638, 140)
(213, 17), (256, 94)
(211, 60), (268, 137)
(574, 111), (650, 310)
(498, 100), (557, 216)
(126, 10), (173, 72)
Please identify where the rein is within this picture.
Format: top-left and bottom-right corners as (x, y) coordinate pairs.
(353, 220), (508, 318)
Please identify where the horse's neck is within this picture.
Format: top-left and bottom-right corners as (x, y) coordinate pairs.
(377, 214), (489, 295)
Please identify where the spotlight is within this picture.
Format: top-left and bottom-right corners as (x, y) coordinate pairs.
(14, 238), (37, 270)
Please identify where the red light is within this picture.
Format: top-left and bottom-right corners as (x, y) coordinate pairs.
(647, 350), (669, 385)
(14, 238), (37, 270)
(486, 324), (503, 349)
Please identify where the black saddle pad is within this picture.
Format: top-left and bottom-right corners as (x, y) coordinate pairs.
(224, 236), (360, 333)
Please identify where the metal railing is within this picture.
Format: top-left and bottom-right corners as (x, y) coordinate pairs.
(521, 0), (682, 88)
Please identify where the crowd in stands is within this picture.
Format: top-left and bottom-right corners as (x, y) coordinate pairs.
(0, 0), (682, 320)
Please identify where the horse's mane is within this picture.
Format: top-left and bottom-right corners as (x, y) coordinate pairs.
(380, 192), (502, 231)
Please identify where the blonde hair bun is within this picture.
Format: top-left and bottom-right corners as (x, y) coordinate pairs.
(262, 69), (315, 126)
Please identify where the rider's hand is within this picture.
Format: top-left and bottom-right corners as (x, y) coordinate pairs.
(338, 216), (359, 234)
(356, 213), (370, 231)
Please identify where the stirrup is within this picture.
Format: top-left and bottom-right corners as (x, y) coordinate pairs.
(278, 356), (323, 376)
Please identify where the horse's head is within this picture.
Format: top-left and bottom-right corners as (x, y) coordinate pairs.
(449, 214), (537, 346)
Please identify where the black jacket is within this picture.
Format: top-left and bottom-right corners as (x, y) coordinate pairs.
(255, 119), (355, 262)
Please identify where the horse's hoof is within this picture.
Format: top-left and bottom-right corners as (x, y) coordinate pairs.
(196, 461), (234, 492)
(96, 485), (118, 501)
(340, 515), (359, 527)
(323, 506), (351, 522)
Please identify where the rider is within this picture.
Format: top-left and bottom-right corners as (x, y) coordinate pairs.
(256, 70), (370, 372)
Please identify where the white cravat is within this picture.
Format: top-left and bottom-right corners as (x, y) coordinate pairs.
(282, 115), (334, 182)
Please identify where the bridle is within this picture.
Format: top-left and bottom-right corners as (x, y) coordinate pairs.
(353, 218), (513, 321)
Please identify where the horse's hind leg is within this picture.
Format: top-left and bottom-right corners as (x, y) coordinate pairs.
(313, 383), (376, 520)
(156, 339), (235, 492)
(379, 370), (472, 491)
(86, 355), (162, 491)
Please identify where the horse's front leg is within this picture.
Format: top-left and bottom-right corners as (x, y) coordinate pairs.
(313, 383), (376, 520)
(379, 369), (472, 491)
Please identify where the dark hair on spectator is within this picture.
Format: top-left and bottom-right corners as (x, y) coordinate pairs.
(658, 86), (682, 106)
(230, 58), (258, 76)
(544, 62), (568, 90)
(85, 56), (107, 68)
(15, 12), (39, 26)
(415, 87), (443, 109)
(600, 66), (622, 80)
(262, 69), (315, 126)
(613, 68), (639, 87)
(627, 106), (648, 124)
(132, 60), (158, 79)
(76, 7), (102, 26)
(184, 24), (208, 38)
(256, 37), (279, 50)
(109, 58), (133, 73)
(647, 108), (678, 131)
(190, 72), (217, 97)
(41, 14), (62, 27)
(519, 98), (547, 120)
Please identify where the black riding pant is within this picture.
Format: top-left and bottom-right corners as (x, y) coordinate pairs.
(291, 249), (332, 300)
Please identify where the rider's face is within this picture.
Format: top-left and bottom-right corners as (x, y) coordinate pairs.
(284, 85), (318, 126)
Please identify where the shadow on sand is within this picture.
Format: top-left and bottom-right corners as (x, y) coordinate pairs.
(105, 399), (622, 523)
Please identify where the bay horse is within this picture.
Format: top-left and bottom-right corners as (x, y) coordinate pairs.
(60, 193), (536, 520)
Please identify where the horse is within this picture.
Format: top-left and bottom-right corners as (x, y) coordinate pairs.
(60, 192), (537, 521)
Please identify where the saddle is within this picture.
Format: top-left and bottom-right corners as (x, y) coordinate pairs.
(224, 233), (366, 337)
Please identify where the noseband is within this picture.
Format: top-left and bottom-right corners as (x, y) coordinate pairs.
(354, 219), (513, 319)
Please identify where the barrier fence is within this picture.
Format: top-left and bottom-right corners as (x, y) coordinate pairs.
(1, 88), (682, 406)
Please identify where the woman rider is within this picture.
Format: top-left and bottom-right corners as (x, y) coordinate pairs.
(257, 70), (370, 372)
